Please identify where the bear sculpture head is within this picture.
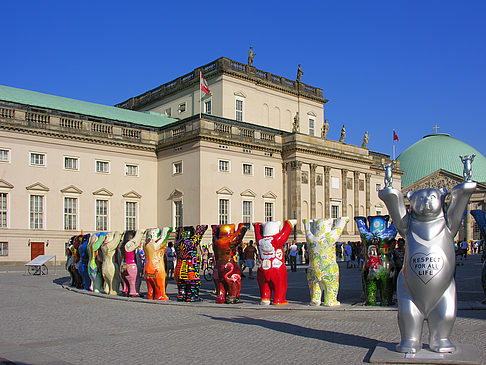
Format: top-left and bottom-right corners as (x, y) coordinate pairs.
(407, 188), (446, 221)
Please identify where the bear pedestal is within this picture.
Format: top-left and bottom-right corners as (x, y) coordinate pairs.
(212, 223), (249, 304)
(303, 217), (348, 306)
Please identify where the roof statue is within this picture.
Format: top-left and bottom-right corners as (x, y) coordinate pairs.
(321, 120), (329, 139)
(339, 124), (346, 142)
(248, 47), (256, 67)
(297, 64), (304, 83)
(362, 131), (369, 148)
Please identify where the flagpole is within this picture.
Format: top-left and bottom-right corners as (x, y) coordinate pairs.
(199, 71), (202, 119)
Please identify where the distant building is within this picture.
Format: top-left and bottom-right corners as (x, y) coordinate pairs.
(0, 57), (400, 263)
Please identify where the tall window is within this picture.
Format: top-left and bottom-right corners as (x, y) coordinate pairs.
(219, 199), (229, 225)
(64, 197), (77, 230)
(0, 242), (7, 256)
(125, 202), (137, 230)
(235, 99), (243, 121)
(218, 159), (230, 172)
(30, 152), (45, 166)
(96, 160), (109, 173)
(264, 167), (274, 178)
(205, 100), (212, 114)
(242, 201), (252, 224)
(0, 149), (9, 162)
(30, 195), (44, 229)
(242, 163), (253, 176)
(96, 199), (108, 231)
(309, 118), (315, 136)
(64, 157), (78, 170)
(173, 161), (183, 175)
(331, 205), (339, 219)
(0, 193), (7, 228)
(265, 202), (274, 222)
(125, 164), (139, 176)
(174, 200), (183, 228)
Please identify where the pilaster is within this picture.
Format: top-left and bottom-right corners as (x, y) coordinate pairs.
(365, 173), (371, 217)
(341, 168), (348, 234)
(324, 166), (331, 219)
(310, 163), (317, 219)
(290, 160), (303, 233)
(354, 171), (360, 234)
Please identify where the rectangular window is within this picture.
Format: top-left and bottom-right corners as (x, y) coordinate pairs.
(64, 157), (78, 170)
(125, 164), (139, 176)
(30, 195), (44, 229)
(218, 159), (230, 172)
(242, 201), (252, 224)
(96, 160), (109, 173)
(235, 99), (243, 121)
(174, 200), (183, 228)
(264, 202), (274, 222)
(125, 202), (137, 230)
(64, 197), (77, 230)
(30, 152), (45, 166)
(0, 193), (7, 228)
(331, 205), (339, 219)
(96, 199), (108, 231)
(219, 199), (229, 225)
(309, 118), (315, 136)
(205, 100), (212, 114)
(264, 166), (274, 178)
(376, 183), (381, 191)
(331, 176), (340, 189)
(0, 242), (7, 256)
(242, 163), (253, 176)
(0, 149), (9, 162)
(165, 108), (172, 117)
(178, 103), (186, 113)
(173, 161), (183, 175)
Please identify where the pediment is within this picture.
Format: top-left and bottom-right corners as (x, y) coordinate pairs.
(403, 169), (464, 193)
(0, 179), (13, 189)
(234, 91), (247, 98)
(93, 188), (113, 197)
(307, 111), (317, 117)
(262, 191), (277, 199)
(26, 182), (49, 192)
(123, 190), (141, 199)
(216, 186), (234, 195)
(240, 189), (256, 197)
(61, 185), (82, 194)
(168, 189), (184, 199)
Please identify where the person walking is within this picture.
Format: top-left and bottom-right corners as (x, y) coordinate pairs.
(166, 242), (176, 279)
(243, 240), (257, 279)
(289, 240), (298, 272)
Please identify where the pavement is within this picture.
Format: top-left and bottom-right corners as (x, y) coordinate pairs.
(0, 255), (485, 364)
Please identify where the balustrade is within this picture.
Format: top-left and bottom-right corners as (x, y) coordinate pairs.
(60, 118), (83, 130)
(0, 108), (14, 119)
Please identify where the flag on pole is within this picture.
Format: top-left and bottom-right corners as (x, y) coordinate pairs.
(393, 130), (399, 142)
(200, 72), (210, 94)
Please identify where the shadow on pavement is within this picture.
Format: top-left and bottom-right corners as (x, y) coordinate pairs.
(52, 276), (70, 286)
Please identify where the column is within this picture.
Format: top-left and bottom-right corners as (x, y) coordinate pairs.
(341, 169), (348, 234)
(365, 173), (371, 217)
(282, 162), (288, 219)
(354, 171), (360, 234)
(310, 163), (317, 219)
(465, 202), (472, 241)
(290, 160), (303, 233)
(324, 166), (331, 218)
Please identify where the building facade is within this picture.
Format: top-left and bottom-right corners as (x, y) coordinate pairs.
(0, 57), (401, 263)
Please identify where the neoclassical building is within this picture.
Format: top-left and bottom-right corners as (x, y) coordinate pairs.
(0, 56), (400, 263)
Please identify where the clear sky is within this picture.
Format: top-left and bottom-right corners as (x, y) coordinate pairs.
(2, 1), (485, 159)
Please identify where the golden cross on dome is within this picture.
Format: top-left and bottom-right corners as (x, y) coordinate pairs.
(433, 124), (440, 134)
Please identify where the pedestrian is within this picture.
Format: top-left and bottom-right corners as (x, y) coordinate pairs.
(289, 240), (298, 272)
(298, 244), (303, 265)
(238, 244), (246, 277)
(344, 242), (352, 268)
(243, 240), (257, 279)
(166, 242), (175, 279)
(460, 240), (469, 260)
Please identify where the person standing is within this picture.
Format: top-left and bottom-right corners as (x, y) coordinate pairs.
(460, 240), (469, 260)
(344, 242), (352, 269)
(243, 240), (257, 279)
(289, 240), (298, 272)
(166, 242), (175, 279)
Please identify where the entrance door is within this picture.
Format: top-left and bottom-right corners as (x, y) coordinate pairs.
(31, 242), (45, 260)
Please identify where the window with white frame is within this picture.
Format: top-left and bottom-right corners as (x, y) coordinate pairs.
(242, 163), (253, 176)
(174, 200), (183, 228)
(125, 202), (137, 230)
(0, 193), (7, 228)
(242, 201), (252, 224)
(235, 98), (243, 121)
(376, 183), (382, 191)
(264, 202), (274, 222)
(96, 199), (108, 231)
(264, 166), (274, 178)
(0, 149), (9, 162)
(219, 198), (229, 225)
(30, 195), (44, 229)
(205, 100), (212, 114)
(331, 176), (340, 189)
(173, 161), (183, 175)
(178, 102), (186, 113)
(30, 152), (45, 166)
(309, 118), (315, 136)
(96, 160), (110, 173)
(125, 164), (139, 176)
(331, 205), (339, 219)
(64, 156), (79, 170)
(64, 197), (77, 230)
(0, 242), (7, 256)
(218, 159), (230, 172)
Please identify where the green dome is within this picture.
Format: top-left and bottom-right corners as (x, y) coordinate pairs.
(397, 134), (486, 188)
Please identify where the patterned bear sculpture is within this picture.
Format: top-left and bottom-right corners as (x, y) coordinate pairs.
(101, 231), (122, 295)
(354, 215), (397, 306)
(87, 232), (107, 293)
(78, 234), (91, 290)
(144, 227), (173, 300)
(470, 210), (486, 298)
(211, 223), (250, 304)
(66, 235), (83, 289)
(119, 230), (144, 297)
(253, 220), (296, 305)
(303, 217), (349, 306)
(174, 225), (208, 302)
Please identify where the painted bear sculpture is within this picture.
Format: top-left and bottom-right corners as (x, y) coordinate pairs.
(87, 232), (107, 292)
(174, 225), (208, 302)
(66, 235), (83, 289)
(253, 220), (296, 305)
(119, 230), (145, 297)
(144, 227), (173, 300)
(470, 210), (486, 298)
(379, 181), (476, 353)
(354, 215), (397, 306)
(303, 217), (349, 306)
(101, 231), (123, 295)
(212, 223), (250, 304)
(78, 234), (92, 290)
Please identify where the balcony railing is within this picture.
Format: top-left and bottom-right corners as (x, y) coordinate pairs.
(25, 112), (50, 125)
(0, 107), (14, 119)
(60, 118), (83, 130)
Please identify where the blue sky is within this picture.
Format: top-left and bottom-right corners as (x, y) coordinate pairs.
(2, 1), (485, 159)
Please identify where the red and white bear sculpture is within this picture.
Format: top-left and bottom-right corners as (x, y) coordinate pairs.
(253, 219), (296, 305)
